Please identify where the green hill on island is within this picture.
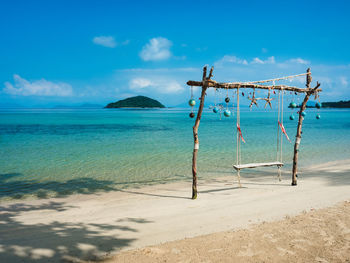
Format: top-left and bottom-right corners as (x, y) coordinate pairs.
(322, 100), (350, 108)
(105, 95), (165, 108)
(288, 100), (350, 108)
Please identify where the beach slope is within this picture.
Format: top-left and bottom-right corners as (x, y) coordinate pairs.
(0, 160), (349, 262)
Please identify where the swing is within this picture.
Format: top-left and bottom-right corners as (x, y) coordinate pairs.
(232, 85), (288, 186)
(187, 66), (322, 199)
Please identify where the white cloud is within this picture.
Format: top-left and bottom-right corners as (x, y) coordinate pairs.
(215, 55), (248, 68)
(3, 75), (73, 96)
(139, 37), (172, 61)
(340, 76), (348, 86)
(251, 57), (264, 64)
(130, 78), (153, 89)
(213, 55), (350, 101)
(288, 58), (310, 65)
(92, 36), (117, 48)
(216, 55), (276, 67)
(129, 77), (184, 94)
(251, 56), (275, 64)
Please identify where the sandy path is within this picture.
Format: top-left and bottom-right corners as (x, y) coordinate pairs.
(0, 160), (349, 262)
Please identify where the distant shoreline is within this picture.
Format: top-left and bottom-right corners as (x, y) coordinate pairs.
(288, 100), (350, 109)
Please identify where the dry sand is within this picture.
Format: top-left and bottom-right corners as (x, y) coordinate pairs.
(0, 160), (349, 262)
(105, 201), (350, 263)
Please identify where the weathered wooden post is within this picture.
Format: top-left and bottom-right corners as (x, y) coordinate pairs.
(191, 66), (213, 199)
(292, 68), (320, 185)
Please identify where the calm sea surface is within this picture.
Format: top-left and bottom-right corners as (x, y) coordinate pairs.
(1, 108), (350, 200)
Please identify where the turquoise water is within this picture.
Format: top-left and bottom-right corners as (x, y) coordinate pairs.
(1, 108), (350, 200)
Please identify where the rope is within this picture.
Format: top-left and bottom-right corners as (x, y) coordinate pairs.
(276, 83), (280, 162)
(236, 88), (240, 166)
(214, 88), (217, 106)
(243, 72), (311, 85)
(280, 88), (284, 162)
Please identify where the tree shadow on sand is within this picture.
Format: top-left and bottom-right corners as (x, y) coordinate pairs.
(0, 201), (152, 262)
(0, 173), (190, 201)
(0, 173), (117, 200)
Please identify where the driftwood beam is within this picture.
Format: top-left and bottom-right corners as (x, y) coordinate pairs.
(208, 66), (214, 80)
(187, 80), (321, 93)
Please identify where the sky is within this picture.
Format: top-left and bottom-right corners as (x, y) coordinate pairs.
(1, 0), (350, 107)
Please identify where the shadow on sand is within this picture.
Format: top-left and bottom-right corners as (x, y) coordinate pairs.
(0, 173), (190, 201)
(0, 201), (152, 262)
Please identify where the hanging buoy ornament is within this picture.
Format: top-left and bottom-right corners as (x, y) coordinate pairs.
(188, 99), (196, 107)
(224, 109), (231, 117)
(225, 97), (230, 103)
(315, 102), (322, 109)
(289, 102), (297, 108)
(316, 114), (321, 119)
(301, 111), (306, 117)
(189, 112), (195, 118)
(289, 115), (295, 120)
(213, 106), (219, 113)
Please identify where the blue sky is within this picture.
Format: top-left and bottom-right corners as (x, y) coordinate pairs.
(1, 0), (350, 107)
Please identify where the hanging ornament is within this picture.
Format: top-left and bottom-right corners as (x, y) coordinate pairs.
(289, 102), (297, 108)
(242, 92), (245, 97)
(224, 109), (231, 117)
(263, 89), (274, 109)
(289, 114), (295, 120)
(189, 86), (195, 118)
(189, 99), (196, 106)
(224, 88), (231, 116)
(225, 88), (230, 103)
(301, 111), (306, 117)
(315, 92), (321, 120)
(248, 89), (258, 108)
(213, 106), (219, 113)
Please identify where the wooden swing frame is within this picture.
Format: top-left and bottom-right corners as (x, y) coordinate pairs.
(188, 66), (322, 199)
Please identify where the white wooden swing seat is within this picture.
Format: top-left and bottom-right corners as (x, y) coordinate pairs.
(233, 162), (284, 187)
(233, 161), (283, 170)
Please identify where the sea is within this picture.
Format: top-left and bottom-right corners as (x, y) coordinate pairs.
(1, 107), (349, 201)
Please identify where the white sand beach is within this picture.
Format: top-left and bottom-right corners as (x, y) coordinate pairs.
(0, 160), (350, 262)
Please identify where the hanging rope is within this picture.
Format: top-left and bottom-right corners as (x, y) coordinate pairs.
(214, 88), (217, 106)
(280, 88), (284, 162)
(276, 82), (280, 162)
(236, 87), (240, 166)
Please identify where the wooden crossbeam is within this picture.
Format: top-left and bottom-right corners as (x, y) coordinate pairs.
(187, 80), (322, 93)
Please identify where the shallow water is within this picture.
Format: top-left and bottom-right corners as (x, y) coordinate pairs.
(1, 108), (349, 200)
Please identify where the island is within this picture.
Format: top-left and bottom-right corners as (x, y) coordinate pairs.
(322, 100), (350, 108)
(105, 95), (165, 108)
(288, 100), (350, 108)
